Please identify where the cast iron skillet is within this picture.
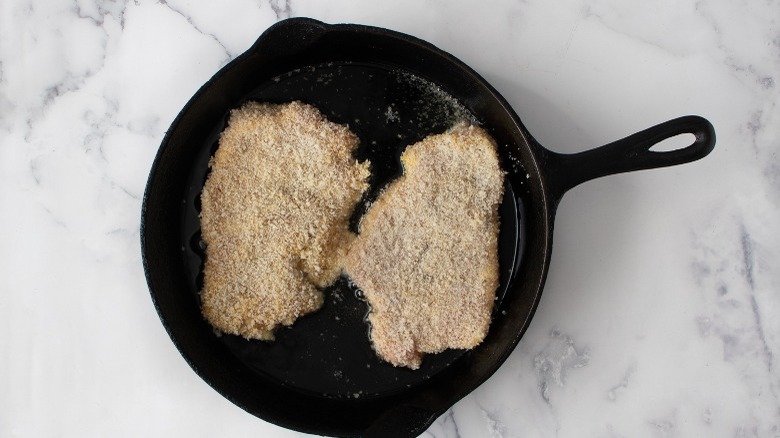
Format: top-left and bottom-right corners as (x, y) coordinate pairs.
(141, 18), (715, 437)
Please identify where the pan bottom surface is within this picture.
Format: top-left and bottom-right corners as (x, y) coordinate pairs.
(180, 62), (523, 398)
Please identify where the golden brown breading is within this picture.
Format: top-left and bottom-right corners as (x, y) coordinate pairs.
(344, 124), (504, 369)
(199, 101), (370, 340)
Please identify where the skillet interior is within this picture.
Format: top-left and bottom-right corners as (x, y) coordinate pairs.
(143, 18), (553, 436)
(182, 62), (525, 397)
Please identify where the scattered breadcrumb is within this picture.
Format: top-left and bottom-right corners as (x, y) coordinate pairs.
(344, 123), (505, 369)
(199, 101), (370, 340)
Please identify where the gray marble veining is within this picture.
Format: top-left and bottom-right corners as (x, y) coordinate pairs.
(1, 0), (778, 436)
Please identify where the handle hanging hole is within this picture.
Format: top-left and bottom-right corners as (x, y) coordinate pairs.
(649, 133), (697, 152)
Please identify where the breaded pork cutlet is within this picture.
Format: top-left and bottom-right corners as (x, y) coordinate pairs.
(199, 101), (370, 340)
(344, 124), (504, 369)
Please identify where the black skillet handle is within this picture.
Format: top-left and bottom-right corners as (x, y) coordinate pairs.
(542, 115), (715, 205)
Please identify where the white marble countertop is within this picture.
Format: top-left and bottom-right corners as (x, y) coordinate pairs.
(2, 0), (778, 437)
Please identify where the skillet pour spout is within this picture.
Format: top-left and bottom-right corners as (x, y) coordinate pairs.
(141, 17), (715, 438)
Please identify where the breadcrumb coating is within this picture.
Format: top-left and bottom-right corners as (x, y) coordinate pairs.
(199, 101), (370, 340)
(344, 124), (504, 369)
